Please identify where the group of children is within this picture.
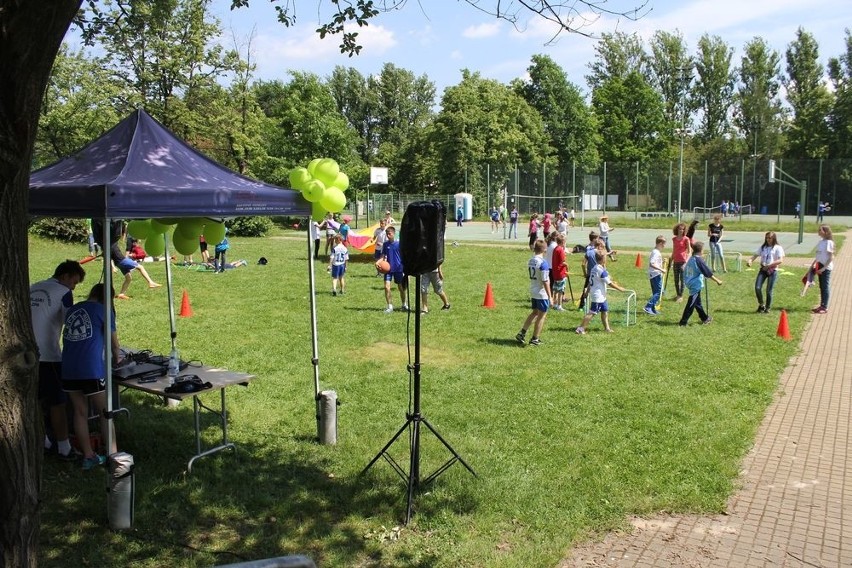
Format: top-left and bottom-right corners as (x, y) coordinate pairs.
(324, 216), (452, 314)
(515, 220), (726, 347)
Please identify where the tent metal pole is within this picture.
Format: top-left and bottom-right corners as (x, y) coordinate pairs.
(103, 218), (115, 469)
(164, 231), (177, 350)
(306, 221), (322, 435)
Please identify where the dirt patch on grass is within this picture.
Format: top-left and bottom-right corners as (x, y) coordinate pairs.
(353, 341), (459, 370)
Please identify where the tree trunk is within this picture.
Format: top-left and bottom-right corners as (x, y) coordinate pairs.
(0, 3), (80, 566)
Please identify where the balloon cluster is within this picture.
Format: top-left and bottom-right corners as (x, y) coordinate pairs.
(125, 218), (226, 257)
(289, 158), (349, 220)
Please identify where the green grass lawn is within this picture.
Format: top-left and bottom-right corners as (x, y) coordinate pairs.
(33, 233), (816, 567)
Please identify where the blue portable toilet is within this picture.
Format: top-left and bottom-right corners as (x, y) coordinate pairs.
(454, 192), (473, 221)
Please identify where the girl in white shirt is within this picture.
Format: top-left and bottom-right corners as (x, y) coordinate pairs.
(746, 231), (784, 313)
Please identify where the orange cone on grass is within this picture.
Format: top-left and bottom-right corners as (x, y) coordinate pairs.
(635, 253), (642, 268)
(776, 309), (791, 340)
(179, 289), (193, 317)
(482, 282), (496, 308)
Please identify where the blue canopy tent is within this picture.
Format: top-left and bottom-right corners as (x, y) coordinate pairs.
(28, 109), (324, 474)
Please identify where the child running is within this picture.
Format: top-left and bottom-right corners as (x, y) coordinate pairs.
(575, 250), (627, 334)
(678, 241), (723, 326)
(515, 239), (551, 346)
(328, 234), (349, 296)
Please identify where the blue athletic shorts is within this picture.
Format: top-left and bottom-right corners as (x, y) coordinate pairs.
(331, 264), (346, 278)
(116, 257), (139, 275)
(589, 301), (609, 314)
(531, 298), (550, 312)
(384, 271), (405, 285)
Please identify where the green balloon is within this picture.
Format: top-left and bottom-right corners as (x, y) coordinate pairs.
(302, 179), (325, 203)
(145, 233), (165, 257)
(204, 221), (226, 245)
(311, 201), (327, 222)
(315, 158), (340, 187)
(149, 219), (171, 234)
(306, 158), (322, 176)
(320, 186), (346, 213)
(176, 219), (203, 239)
(158, 218), (181, 225)
(173, 232), (199, 255)
(127, 219), (152, 240)
(332, 171), (349, 192)
(289, 167), (311, 191)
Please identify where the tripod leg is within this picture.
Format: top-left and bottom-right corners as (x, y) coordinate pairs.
(361, 419), (412, 476)
(405, 417), (422, 524)
(421, 418), (477, 477)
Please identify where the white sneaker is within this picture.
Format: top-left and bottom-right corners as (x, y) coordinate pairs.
(384, 305), (394, 314)
(401, 305), (409, 312)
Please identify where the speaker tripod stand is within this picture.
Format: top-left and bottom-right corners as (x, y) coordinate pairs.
(361, 274), (476, 524)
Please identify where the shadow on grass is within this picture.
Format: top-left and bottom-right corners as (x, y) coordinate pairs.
(39, 393), (476, 567)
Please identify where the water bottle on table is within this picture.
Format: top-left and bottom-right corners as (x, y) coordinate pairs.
(168, 347), (180, 386)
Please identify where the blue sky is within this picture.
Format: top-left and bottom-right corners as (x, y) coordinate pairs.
(208, 0), (852, 98)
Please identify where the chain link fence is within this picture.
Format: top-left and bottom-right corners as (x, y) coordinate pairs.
(344, 158), (851, 226)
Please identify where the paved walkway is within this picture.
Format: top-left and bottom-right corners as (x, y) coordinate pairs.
(562, 230), (852, 566)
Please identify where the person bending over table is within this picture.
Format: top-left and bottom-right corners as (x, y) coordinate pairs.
(61, 283), (122, 470)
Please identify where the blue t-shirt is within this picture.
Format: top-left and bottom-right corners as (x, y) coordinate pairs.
(339, 223), (350, 241)
(683, 255), (714, 295)
(585, 245), (598, 273)
(384, 240), (403, 273)
(62, 300), (116, 381)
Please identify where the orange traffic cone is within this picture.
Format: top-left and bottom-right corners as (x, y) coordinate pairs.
(482, 283), (496, 308)
(635, 253), (642, 268)
(179, 289), (193, 317)
(776, 309), (791, 340)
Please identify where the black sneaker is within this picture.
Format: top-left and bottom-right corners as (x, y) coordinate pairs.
(529, 337), (542, 346)
(57, 448), (82, 462)
(756, 305), (765, 313)
(515, 332), (526, 345)
(441, 304), (451, 310)
(332, 290), (337, 296)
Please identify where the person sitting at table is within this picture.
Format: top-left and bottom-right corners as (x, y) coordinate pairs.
(61, 283), (122, 470)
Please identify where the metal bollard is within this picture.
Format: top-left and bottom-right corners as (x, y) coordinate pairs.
(317, 390), (338, 445)
(107, 452), (135, 530)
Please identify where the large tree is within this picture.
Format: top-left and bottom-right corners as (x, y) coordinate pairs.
(784, 27), (833, 159)
(646, 30), (692, 128)
(432, 70), (549, 197)
(827, 29), (852, 159)
(733, 37), (785, 160)
(693, 34), (736, 142)
(0, 1), (649, 565)
(513, 54), (599, 169)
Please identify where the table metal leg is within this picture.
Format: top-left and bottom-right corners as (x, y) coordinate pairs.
(187, 387), (235, 473)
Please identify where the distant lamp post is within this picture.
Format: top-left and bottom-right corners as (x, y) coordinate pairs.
(768, 160), (807, 244)
(750, 120), (761, 212)
(676, 67), (692, 223)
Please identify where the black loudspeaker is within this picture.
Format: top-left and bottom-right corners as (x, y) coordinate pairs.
(400, 200), (446, 275)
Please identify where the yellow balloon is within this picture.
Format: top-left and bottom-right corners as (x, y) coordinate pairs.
(302, 179), (325, 203)
(332, 171), (349, 192)
(315, 158), (340, 187)
(145, 233), (166, 257)
(320, 187), (346, 213)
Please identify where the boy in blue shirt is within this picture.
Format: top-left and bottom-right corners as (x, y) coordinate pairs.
(679, 241), (724, 326)
(381, 226), (408, 313)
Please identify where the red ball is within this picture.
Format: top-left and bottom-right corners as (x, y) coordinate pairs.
(375, 259), (391, 274)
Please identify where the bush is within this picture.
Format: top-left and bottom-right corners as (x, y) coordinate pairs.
(29, 217), (88, 242)
(227, 216), (273, 237)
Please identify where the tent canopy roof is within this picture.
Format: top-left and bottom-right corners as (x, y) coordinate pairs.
(29, 109), (309, 219)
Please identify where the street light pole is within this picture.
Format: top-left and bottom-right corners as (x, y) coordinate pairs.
(676, 67), (691, 224)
